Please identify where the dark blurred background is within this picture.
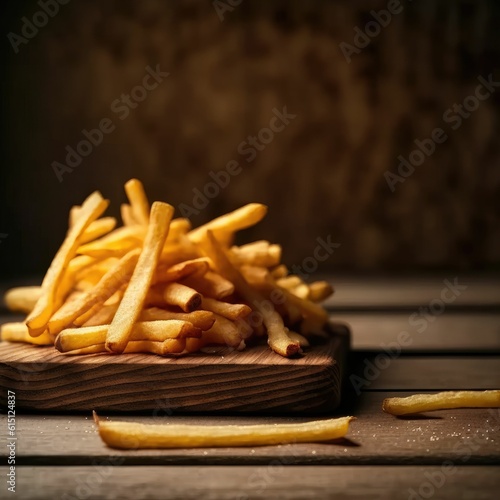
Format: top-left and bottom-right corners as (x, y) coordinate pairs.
(1, 0), (499, 280)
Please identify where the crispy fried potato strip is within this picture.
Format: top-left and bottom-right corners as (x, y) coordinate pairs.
(383, 391), (500, 416)
(201, 231), (300, 357)
(26, 191), (109, 336)
(4, 179), (335, 360)
(94, 413), (354, 449)
(4, 286), (42, 314)
(1, 322), (53, 345)
(56, 320), (200, 352)
(105, 202), (174, 353)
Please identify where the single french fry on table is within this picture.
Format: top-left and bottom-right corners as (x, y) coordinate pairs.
(383, 391), (500, 416)
(94, 413), (355, 449)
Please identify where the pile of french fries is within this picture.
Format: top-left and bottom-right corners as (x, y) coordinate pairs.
(1, 179), (334, 358)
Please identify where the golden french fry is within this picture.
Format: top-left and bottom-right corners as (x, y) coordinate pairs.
(94, 413), (354, 449)
(277, 276), (310, 300)
(152, 258), (210, 285)
(1, 322), (53, 345)
(56, 320), (199, 352)
(182, 271), (235, 299)
(162, 283), (201, 313)
(26, 191), (109, 336)
(188, 203), (268, 243)
(231, 244), (282, 267)
(63, 338), (186, 356)
(165, 218), (192, 242)
(287, 331), (310, 347)
(81, 303), (119, 327)
(121, 203), (137, 226)
(202, 231), (300, 357)
(69, 205), (81, 227)
(308, 281), (334, 303)
(383, 391), (500, 416)
(4, 286), (42, 313)
(202, 314), (244, 348)
(270, 264), (288, 279)
(106, 202), (174, 353)
(80, 218), (117, 245)
(77, 226), (146, 258)
(125, 178), (150, 225)
(48, 249), (140, 335)
(201, 297), (251, 321)
(140, 308), (215, 331)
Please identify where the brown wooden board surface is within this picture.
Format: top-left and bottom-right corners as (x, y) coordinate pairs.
(9, 466), (500, 500)
(2, 392), (498, 466)
(323, 275), (500, 309)
(339, 312), (500, 352)
(0, 323), (349, 414)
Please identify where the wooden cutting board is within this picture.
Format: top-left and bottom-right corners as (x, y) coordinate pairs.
(0, 322), (349, 414)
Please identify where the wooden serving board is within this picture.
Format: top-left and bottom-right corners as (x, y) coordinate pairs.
(0, 322), (349, 414)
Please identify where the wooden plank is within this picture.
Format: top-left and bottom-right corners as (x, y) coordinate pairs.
(0, 323), (349, 413)
(3, 392), (499, 466)
(9, 466), (500, 500)
(340, 312), (500, 352)
(323, 275), (500, 309)
(351, 356), (500, 391)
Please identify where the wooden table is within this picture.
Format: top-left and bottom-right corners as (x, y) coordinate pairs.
(1, 275), (499, 499)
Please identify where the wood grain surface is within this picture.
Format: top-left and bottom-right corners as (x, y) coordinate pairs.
(3, 392), (498, 466)
(0, 323), (349, 413)
(12, 466), (500, 500)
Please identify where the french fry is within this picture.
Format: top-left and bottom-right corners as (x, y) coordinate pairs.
(69, 205), (81, 227)
(94, 413), (354, 449)
(182, 271), (235, 299)
(308, 281), (334, 303)
(270, 264), (288, 279)
(383, 391), (500, 416)
(165, 218), (192, 242)
(121, 203), (137, 226)
(203, 314), (244, 348)
(77, 226), (146, 258)
(1, 322), (53, 345)
(201, 297), (251, 321)
(188, 203), (268, 243)
(48, 249), (141, 335)
(79, 217), (117, 244)
(106, 202), (174, 353)
(231, 243), (282, 267)
(56, 320), (199, 352)
(201, 231), (300, 357)
(125, 178), (150, 225)
(139, 308), (215, 331)
(277, 276), (310, 300)
(152, 258), (210, 285)
(162, 283), (201, 313)
(287, 331), (310, 347)
(4, 286), (42, 313)
(63, 338), (186, 356)
(81, 303), (119, 327)
(26, 191), (109, 336)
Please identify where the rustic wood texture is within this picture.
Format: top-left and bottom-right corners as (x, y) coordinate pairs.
(340, 312), (500, 352)
(12, 466), (500, 500)
(0, 323), (349, 413)
(324, 276), (500, 309)
(2, 392), (498, 466)
(352, 357), (500, 391)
